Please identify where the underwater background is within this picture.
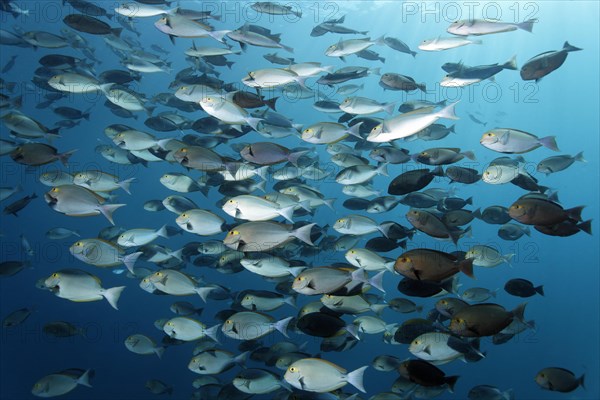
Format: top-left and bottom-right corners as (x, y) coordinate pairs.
(1, 1), (599, 399)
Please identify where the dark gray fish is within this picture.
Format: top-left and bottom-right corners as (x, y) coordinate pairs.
(365, 237), (402, 253)
(356, 49), (385, 63)
(498, 223), (531, 240)
(504, 278), (544, 297)
(263, 52), (294, 65)
(99, 69), (140, 84)
(53, 106), (90, 120)
(473, 206), (511, 224)
(369, 146), (411, 164)
(343, 198), (370, 210)
(2, 55), (17, 73)
(3, 193), (37, 216)
(64, 0), (113, 20)
(388, 167), (444, 195)
(379, 73), (425, 92)
(384, 37), (417, 57)
(399, 192), (438, 208)
(438, 196), (473, 211)
(444, 56), (517, 81)
(442, 209), (474, 227)
(445, 166), (481, 184)
(394, 319), (436, 343)
(521, 41), (582, 82)
(63, 14), (122, 36)
(537, 152), (586, 175)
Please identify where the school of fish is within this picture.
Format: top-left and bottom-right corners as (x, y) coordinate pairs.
(0, 0), (593, 399)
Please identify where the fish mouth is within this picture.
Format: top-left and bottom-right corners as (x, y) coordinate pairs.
(44, 193), (58, 207)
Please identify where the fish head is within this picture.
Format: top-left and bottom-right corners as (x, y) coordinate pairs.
(333, 217), (349, 230)
(44, 272), (61, 291)
(292, 274), (310, 291)
(284, 365), (302, 389)
(163, 321), (176, 337)
(139, 278), (156, 293)
(173, 149), (189, 165)
(508, 203), (528, 220)
(302, 127), (316, 139)
(324, 44), (337, 55)
(44, 187), (61, 208)
(223, 229), (242, 250)
(535, 371), (551, 389)
(449, 317), (467, 334)
(480, 131), (499, 146)
(175, 212), (191, 229)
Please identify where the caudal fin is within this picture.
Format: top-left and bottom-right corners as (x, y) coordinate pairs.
(204, 324), (221, 343)
(274, 316), (293, 338)
(538, 136), (559, 151)
(103, 286), (126, 310)
(346, 366), (368, 393)
(517, 19), (536, 32)
(562, 41), (582, 52)
(77, 369), (93, 388)
(58, 149), (77, 166)
(98, 203), (126, 225)
(122, 251), (142, 274)
(459, 258), (475, 279)
(503, 55), (518, 70)
(438, 101), (460, 120)
(573, 151), (587, 163)
(118, 178), (135, 194)
(293, 223), (316, 246)
(278, 205), (296, 223)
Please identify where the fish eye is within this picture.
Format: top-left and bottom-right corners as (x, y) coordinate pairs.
(289, 367), (297, 372)
(487, 133), (494, 137)
(181, 213), (187, 217)
(180, 148), (187, 153)
(167, 322), (173, 326)
(244, 296), (251, 300)
(228, 200), (234, 203)
(225, 320), (232, 324)
(52, 273), (59, 278)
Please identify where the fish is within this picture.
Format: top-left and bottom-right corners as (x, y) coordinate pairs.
(222, 311), (292, 341)
(32, 369), (93, 398)
(3, 193), (38, 216)
(504, 279), (544, 297)
(395, 248), (474, 281)
(284, 358), (367, 393)
(124, 334), (165, 358)
(224, 221), (315, 252)
(368, 103), (459, 142)
(449, 303), (529, 337)
(480, 128), (559, 153)
(521, 42), (582, 82)
(537, 152), (586, 174)
(70, 239), (141, 272)
(535, 367), (585, 392)
(447, 19), (536, 36)
(419, 36), (482, 51)
(398, 359), (458, 391)
(43, 269), (125, 310)
(45, 185), (124, 224)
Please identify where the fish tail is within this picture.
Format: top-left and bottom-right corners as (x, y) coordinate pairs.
(196, 286), (215, 303)
(566, 205), (585, 222)
(254, 180), (267, 193)
(445, 375), (460, 393)
(518, 19), (537, 32)
(345, 324), (361, 340)
(511, 302), (528, 325)
(371, 303), (388, 316)
(103, 286), (126, 310)
(118, 177), (135, 194)
(234, 351), (248, 366)
(503, 55), (518, 70)
(578, 374), (585, 389)
(284, 295), (297, 308)
(368, 270), (386, 293)
(122, 251), (142, 274)
(535, 285), (544, 296)
(111, 27), (123, 37)
(461, 150), (476, 160)
(264, 96), (278, 111)
(293, 223), (316, 246)
(322, 198), (336, 211)
(204, 324), (221, 344)
(397, 239), (407, 249)
(504, 253), (516, 268)
(278, 205), (296, 223)
(503, 389), (515, 400)
(274, 316), (293, 338)
(538, 136), (559, 151)
(574, 151), (587, 163)
(347, 121), (363, 138)
(287, 266), (306, 277)
(373, 35), (386, 46)
(58, 149), (77, 166)
(376, 162), (389, 177)
(577, 220), (593, 235)
(209, 29), (231, 44)
(154, 346), (166, 359)
(99, 203), (126, 225)
(378, 222), (394, 238)
(438, 101), (460, 120)
(77, 369), (93, 388)
(346, 366), (368, 393)
(563, 41), (582, 52)
(156, 224), (169, 238)
(459, 258), (475, 279)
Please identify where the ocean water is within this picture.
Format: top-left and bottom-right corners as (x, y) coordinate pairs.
(0, 1), (598, 399)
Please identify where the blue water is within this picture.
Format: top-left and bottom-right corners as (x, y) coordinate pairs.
(1, 1), (598, 399)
